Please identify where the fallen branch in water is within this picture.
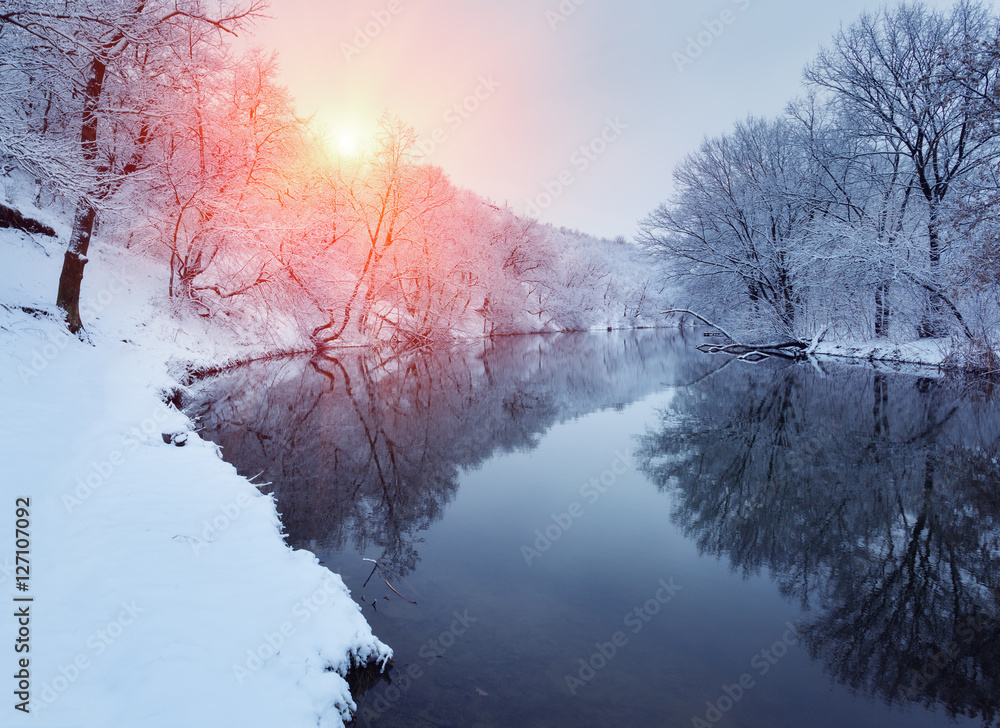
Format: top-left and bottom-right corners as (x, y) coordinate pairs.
(662, 309), (813, 361)
(806, 327), (829, 356)
(362, 559), (418, 605)
(662, 309), (740, 344)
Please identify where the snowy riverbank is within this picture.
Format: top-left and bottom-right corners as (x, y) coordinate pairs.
(812, 335), (1000, 377)
(814, 338), (956, 372)
(684, 324), (983, 377)
(0, 218), (390, 727)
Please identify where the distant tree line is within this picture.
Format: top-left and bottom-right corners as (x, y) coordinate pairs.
(640, 0), (1000, 365)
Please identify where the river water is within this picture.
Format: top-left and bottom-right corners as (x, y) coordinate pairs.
(188, 329), (1000, 728)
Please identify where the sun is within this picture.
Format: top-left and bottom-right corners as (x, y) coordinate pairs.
(332, 133), (360, 158)
(313, 118), (369, 161)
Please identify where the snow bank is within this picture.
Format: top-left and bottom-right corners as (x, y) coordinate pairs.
(815, 337), (952, 369)
(0, 220), (390, 727)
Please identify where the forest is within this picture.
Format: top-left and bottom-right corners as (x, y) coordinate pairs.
(4, 1), (1000, 368)
(0, 0), (663, 349)
(640, 1), (1000, 369)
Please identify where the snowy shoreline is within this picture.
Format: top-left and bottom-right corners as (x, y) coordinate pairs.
(185, 325), (986, 383)
(678, 325), (988, 379)
(812, 339), (972, 374)
(1, 225), (391, 728)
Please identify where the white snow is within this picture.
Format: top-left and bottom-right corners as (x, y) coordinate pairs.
(0, 218), (390, 727)
(815, 337), (953, 370)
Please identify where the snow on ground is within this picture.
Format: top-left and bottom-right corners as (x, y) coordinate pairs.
(0, 217), (390, 728)
(815, 337), (953, 369)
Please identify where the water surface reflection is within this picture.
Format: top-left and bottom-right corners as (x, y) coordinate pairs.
(189, 332), (1000, 727)
(190, 331), (706, 577)
(638, 362), (1000, 724)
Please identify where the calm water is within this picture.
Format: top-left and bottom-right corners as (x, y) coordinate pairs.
(188, 330), (1000, 728)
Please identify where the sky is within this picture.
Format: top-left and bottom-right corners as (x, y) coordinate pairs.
(248, 0), (972, 240)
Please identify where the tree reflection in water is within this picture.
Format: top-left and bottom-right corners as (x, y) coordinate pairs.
(637, 361), (1000, 725)
(186, 330), (707, 578)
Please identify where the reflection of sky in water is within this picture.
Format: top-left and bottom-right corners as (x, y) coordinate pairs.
(190, 331), (1000, 728)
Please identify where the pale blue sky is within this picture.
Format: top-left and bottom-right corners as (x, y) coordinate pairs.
(253, 0), (982, 238)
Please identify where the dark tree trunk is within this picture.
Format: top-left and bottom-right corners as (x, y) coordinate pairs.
(0, 203), (56, 237)
(56, 204), (98, 334)
(56, 56), (106, 335)
(311, 246), (376, 346)
(874, 280), (890, 338)
(918, 203), (947, 339)
(778, 271), (795, 332)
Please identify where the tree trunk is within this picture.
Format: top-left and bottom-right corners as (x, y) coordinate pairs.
(782, 287), (796, 332)
(56, 203), (97, 334)
(918, 204), (946, 338)
(311, 246), (376, 346)
(874, 280), (890, 337)
(56, 56), (107, 335)
(0, 203), (56, 237)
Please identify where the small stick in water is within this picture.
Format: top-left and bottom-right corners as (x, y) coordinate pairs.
(362, 559), (418, 605)
(363, 563), (378, 589)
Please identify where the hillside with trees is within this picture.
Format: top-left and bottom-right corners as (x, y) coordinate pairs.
(0, 0), (664, 349)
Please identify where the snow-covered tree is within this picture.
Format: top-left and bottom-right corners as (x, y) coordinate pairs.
(805, 0), (1000, 337)
(638, 116), (815, 337)
(0, 0), (265, 334)
(642, 1), (1000, 347)
(140, 49), (302, 315)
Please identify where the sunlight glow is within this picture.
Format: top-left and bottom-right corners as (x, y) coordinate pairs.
(336, 133), (359, 157)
